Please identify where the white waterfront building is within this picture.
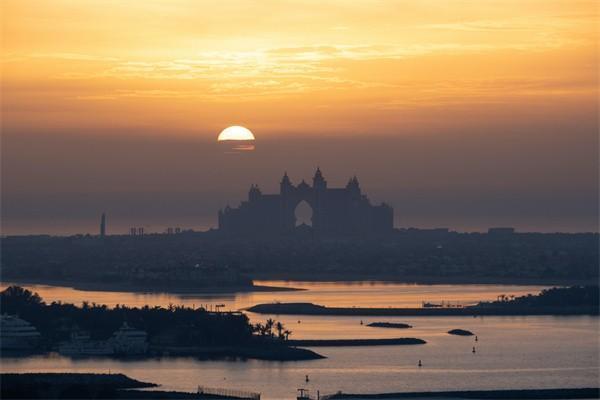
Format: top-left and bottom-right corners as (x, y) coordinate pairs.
(0, 314), (41, 350)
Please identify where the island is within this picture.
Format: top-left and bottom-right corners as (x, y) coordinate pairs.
(367, 322), (412, 329)
(447, 329), (474, 336)
(247, 286), (599, 316)
(0, 286), (323, 361)
(287, 338), (425, 346)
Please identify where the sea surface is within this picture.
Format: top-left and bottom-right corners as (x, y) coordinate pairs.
(1, 281), (598, 399)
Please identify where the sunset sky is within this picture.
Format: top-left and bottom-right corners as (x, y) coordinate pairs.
(1, 0), (598, 234)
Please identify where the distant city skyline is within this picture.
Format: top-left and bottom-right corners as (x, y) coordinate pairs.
(1, 1), (598, 235)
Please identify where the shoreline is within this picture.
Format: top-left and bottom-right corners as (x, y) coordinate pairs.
(2, 276), (594, 295)
(147, 344), (325, 361)
(253, 273), (596, 286)
(246, 302), (600, 316)
(2, 374), (598, 400)
(0, 344), (325, 362)
(287, 337), (426, 346)
(325, 388), (600, 399)
(0, 278), (302, 295)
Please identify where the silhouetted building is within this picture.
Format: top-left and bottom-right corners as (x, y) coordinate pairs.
(100, 213), (106, 237)
(218, 168), (393, 237)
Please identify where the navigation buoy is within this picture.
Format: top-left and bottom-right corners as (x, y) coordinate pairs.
(418, 360), (422, 367)
(475, 336), (478, 342)
(472, 346), (476, 353)
(305, 374), (309, 382)
(360, 320), (363, 325)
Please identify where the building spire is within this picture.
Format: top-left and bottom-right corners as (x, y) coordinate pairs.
(314, 166), (323, 179)
(100, 212), (106, 237)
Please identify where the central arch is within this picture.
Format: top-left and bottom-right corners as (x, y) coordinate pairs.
(294, 200), (313, 226)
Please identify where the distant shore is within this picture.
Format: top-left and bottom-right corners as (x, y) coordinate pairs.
(147, 344), (324, 361)
(0, 277), (302, 295)
(1, 344), (324, 362)
(247, 302), (600, 316)
(253, 273), (596, 286)
(325, 388), (600, 399)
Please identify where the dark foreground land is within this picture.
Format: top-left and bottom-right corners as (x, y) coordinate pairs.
(0, 286), (323, 361)
(326, 388), (600, 399)
(2, 374), (598, 400)
(248, 286), (600, 316)
(0, 373), (254, 399)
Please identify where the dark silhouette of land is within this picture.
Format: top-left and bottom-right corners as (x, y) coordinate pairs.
(2, 230), (598, 290)
(0, 373), (259, 399)
(247, 286), (599, 316)
(447, 329), (474, 336)
(2, 374), (597, 399)
(367, 322), (412, 329)
(286, 337), (425, 346)
(0, 286), (322, 361)
(325, 388), (600, 399)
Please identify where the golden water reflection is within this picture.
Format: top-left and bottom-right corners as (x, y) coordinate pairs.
(0, 281), (549, 311)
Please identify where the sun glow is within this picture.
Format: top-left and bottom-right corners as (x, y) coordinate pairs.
(217, 126), (255, 141)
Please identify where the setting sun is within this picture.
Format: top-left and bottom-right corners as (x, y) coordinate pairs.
(217, 126), (255, 141)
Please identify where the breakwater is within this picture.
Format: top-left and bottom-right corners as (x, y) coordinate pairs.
(287, 338), (426, 346)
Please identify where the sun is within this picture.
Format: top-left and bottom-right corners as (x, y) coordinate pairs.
(217, 126), (255, 141)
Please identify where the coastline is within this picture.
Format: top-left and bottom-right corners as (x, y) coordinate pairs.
(0, 277), (302, 295)
(286, 337), (426, 346)
(1, 344), (325, 362)
(325, 388), (600, 399)
(253, 273), (597, 286)
(2, 374), (598, 400)
(247, 302), (600, 316)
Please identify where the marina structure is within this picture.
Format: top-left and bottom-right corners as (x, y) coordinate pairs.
(0, 314), (41, 350)
(58, 322), (148, 356)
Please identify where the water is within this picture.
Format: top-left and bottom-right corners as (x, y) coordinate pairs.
(1, 281), (598, 399)
(0, 280), (550, 310)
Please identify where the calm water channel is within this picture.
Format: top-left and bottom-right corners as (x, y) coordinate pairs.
(1, 281), (598, 399)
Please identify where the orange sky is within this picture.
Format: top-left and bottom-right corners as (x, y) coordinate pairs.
(2, 0), (597, 137)
(1, 1), (598, 234)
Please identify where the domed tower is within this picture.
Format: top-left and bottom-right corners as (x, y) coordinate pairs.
(280, 172), (295, 231)
(248, 184), (262, 202)
(313, 167), (327, 192)
(280, 172), (293, 196)
(346, 175), (361, 198)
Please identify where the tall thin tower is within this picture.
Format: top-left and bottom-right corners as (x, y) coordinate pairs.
(100, 212), (106, 237)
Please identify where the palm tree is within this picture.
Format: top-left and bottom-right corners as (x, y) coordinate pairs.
(265, 319), (275, 337)
(276, 321), (284, 340)
(253, 322), (264, 335)
(283, 330), (292, 340)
